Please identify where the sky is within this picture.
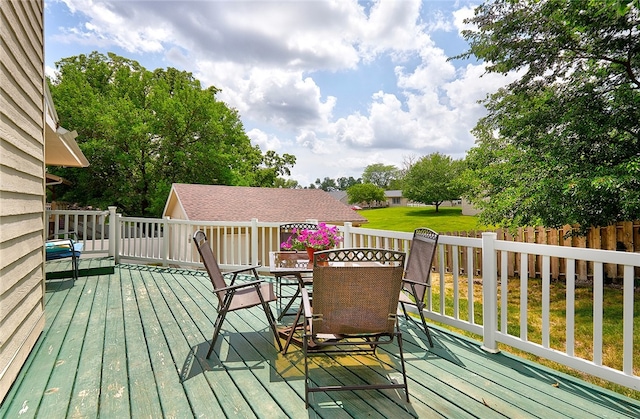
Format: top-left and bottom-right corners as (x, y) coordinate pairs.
(44, 0), (519, 187)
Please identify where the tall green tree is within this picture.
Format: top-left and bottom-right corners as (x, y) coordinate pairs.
(455, 0), (640, 231)
(403, 153), (464, 212)
(347, 183), (385, 207)
(48, 52), (293, 216)
(337, 176), (361, 190)
(362, 163), (398, 189)
(314, 177), (338, 191)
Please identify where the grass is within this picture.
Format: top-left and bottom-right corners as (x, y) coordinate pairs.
(357, 205), (488, 233)
(356, 206), (640, 401)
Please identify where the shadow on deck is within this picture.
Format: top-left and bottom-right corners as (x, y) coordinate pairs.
(1, 262), (639, 418)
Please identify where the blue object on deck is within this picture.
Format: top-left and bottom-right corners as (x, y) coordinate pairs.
(45, 239), (83, 281)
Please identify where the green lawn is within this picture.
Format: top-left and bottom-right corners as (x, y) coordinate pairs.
(357, 205), (489, 233)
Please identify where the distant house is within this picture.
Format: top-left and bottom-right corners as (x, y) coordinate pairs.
(163, 184), (367, 226)
(163, 184), (367, 262)
(384, 190), (463, 209)
(385, 190), (408, 207)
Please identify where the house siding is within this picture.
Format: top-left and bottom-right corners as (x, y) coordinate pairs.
(0, 0), (46, 404)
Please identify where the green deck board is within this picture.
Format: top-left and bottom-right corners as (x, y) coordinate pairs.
(148, 274), (246, 417)
(67, 273), (110, 418)
(119, 267), (164, 418)
(46, 257), (115, 280)
(99, 267), (130, 417)
(2, 273), (88, 418)
(0, 271), (79, 416)
(158, 269), (262, 418)
(143, 268), (228, 418)
(406, 325), (634, 418)
(131, 268), (210, 417)
(151, 273), (264, 416)
(3, 261), (639, 418)
(35, 278), (96, 418)
(417, 335), (602, 418)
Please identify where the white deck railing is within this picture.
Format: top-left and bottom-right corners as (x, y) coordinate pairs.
(47, 207), (639, 392)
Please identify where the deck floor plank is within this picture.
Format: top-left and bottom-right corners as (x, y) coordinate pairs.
(136, 267), (228, 417)
(405, 331), (603, 418)
(2, 272), (88, 418)
(120, 266), (165, 418)
(35, 277), (96, 418)
(160, 268), (275, 418)
(2, 262), (640, 419)
(125, 267), (195, 418)
(148, 267), (259, 418)
(99, 265), (131, 417)
(67, 273), (110, 418)
(146, 271), (229, 419)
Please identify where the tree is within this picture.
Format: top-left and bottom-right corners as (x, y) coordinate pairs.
(274, 178), (300, 189)
(48, 52), (293, 216)
(253, 151), (297, 188)
(336, 176), (361, 190)
(403, 153), (464, 212)
(362, 163), (398, 189)
(314, 177), (338, 191)
(347, 183), (385, 207)
(455, 1), (640, 231)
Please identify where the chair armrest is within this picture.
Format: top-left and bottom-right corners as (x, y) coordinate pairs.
(225, 265), (261, 275)
(402, 278), (430, 286)
(301, 288), (312, 320)
(212, 279), (263, 294)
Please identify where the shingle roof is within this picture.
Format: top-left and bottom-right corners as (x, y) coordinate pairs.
(170, 184), (368, 224)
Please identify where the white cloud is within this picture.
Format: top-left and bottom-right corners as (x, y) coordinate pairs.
(46, 0), (511, 184)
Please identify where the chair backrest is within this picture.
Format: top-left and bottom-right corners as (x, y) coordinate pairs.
(403, 227), (439, 302)
(311, 248), (406, 336)
(279, 222), (318, 250)
(193, 230), (228, 305)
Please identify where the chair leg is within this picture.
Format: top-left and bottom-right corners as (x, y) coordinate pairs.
(277, 285), (301, 321)
(396, 327), (410, 402)
(303, 318), (310, 409)
(400, 302), (434, 347)
(207, 311), (228, 358)
(416, 306), (434, 347)
(262, 301), (283, 352)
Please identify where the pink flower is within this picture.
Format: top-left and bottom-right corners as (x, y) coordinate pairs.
(280, 222), (343, 250)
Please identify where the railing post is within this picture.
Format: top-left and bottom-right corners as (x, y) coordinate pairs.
(114, 213), (122, 264)
(163, 216), (170, 267)
(251, 218), (259, 265)
(108, 206), (118, 260)
(481, 232), (500, 353)
(342, 222), (352, 248)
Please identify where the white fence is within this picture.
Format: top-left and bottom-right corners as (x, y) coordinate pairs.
(46, 207), (640, 392)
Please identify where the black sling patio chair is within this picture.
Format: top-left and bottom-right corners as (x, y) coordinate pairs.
(193, 230), (283, 357)
(275, 222), (317, 319)
(301, 248), (409, 408)
(398, 227), (439, 347)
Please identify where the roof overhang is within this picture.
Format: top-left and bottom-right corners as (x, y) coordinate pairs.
(44, 83), (90, 168)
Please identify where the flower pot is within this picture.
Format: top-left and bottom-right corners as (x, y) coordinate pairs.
(306, 247), (329, 265)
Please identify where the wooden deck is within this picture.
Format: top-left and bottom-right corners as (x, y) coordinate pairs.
(1, 262), (639, 418)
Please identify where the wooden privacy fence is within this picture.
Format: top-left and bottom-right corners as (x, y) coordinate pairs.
(439, 221), (640, 282)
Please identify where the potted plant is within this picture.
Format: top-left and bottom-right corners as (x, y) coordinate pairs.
(280, 222), (344, 261)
